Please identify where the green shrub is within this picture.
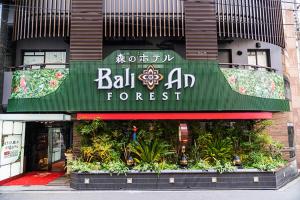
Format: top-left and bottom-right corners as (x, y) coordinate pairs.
(202, 137), (233, 164)
(133, 162), (161, 173)
(130, 139), (173, 164)
(244, 152), (286, 171)
(158, 161), (179, 170)
(101, 160), (129, 175)
(191, 160), (212, 170)
(68, 160), (100, 172)
(212, 160), (235, 174)
(80, 135), (118, 163)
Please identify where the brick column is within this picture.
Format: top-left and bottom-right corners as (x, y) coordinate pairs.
(72, 121), (81, 158)
(281, 2), (300, 168)
(268, 113), (289, 147)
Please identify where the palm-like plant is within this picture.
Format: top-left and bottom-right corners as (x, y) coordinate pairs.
(202, 137), (233, 164)
(130, 140), (173, 164)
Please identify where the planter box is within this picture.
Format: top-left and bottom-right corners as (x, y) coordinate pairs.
(70, 162), (298, 190)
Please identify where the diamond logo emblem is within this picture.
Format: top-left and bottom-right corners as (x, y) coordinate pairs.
(138, 65), (164, 90)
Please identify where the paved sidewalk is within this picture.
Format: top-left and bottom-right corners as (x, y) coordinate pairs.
(0, 177), (299, 200)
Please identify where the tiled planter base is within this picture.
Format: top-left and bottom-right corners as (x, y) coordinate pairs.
(70, 162), (298, 190)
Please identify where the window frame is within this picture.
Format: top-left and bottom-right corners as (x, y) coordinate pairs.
(247, 49), (271, 67)
(22, 50), (67, 66)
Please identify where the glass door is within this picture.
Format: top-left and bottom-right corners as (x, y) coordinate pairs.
(48, 128), (66, 171)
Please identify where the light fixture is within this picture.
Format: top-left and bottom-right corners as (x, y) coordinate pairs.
(84, 178), (90, 184)
(126, 155), (134, 167)
(179, 146), (188, 168)
(127, 178), (133, 184)
(233, 155), (242, 169)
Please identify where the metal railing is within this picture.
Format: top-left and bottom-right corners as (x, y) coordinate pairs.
(103, 0), (185, 38)
(6, 63), (69, 71)
(219, 63), (277, 72)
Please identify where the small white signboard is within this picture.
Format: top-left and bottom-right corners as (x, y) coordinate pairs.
(0, 135), (22, 166)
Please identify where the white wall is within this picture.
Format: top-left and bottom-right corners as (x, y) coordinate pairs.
(0, 121), (25, 181)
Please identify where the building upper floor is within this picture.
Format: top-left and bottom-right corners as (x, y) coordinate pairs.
(0, 1), (291, 113)
(11, 0), (284, 45)
(7, 0), (284, 61)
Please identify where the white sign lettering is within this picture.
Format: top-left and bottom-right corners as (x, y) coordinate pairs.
(95, 63), (196, 102)
(115, 53), (175, 64)
(95, 67), (195, 90)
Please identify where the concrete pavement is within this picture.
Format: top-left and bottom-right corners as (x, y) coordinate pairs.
(0, 176), (300, 200)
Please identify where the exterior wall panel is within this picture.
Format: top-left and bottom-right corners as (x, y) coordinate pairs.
(70, 0), (103, 60)
(13, 1), (285, 50)
(185, 0), (218, 60)
(216, 0), (285, 48)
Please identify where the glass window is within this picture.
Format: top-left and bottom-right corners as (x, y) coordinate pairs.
(23, 51), (66, 69)
(257, 51), (268, 67)
(247, 51), (257, 66)
(23, 56), (44, 65)
(247, 50), (270, 67)
(284, 78), (292, 101)
(45, 52), (66, 68)
(24, 52), (35, 56)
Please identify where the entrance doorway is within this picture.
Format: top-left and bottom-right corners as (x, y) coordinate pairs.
(24, 122), (71, 172)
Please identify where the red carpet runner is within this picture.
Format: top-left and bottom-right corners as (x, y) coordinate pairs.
(1, 172), (64, 186)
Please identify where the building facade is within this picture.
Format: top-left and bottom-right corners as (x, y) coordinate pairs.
(0, 0), (299, 182)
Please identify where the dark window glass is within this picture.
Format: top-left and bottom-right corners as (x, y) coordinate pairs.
(218, 49), (232, 63)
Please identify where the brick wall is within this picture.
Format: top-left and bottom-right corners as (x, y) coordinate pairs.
(72, 121), (81, 158)
(267, 112), (292, 160)
(281, 2), (300, 168)
(268, 112), (289, 147)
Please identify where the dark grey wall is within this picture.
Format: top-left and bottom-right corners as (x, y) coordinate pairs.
(15, 38), (70, 66)
(218, 39), (283, 74)
(0, 4), (13, 112)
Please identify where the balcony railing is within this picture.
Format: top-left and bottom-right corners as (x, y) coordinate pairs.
(12, 0), (284, 48)
(219, 63), (277, 72)
(103, 0), (185, 38)
(6, 63), (69, 71)
(13, 0), (71, 40)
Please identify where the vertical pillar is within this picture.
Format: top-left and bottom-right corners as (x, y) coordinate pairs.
(70, 0), (103, 60)
(281, 1), (300, 168)
(184, 0), (218, 60)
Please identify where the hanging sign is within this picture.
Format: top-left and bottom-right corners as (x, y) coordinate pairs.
(7, 50), (289, 112)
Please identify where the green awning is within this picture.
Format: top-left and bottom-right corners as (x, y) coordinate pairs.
(7, 50), (289, 113)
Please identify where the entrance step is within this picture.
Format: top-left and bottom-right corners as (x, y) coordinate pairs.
(47, 175), (70, 186)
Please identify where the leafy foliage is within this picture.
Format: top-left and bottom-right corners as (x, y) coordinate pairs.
(130, 139), (173, 164)
(68, 159), (100, 172)
(133, 162), (161, 173)
(191, 160), (212, 170)
(72, 119), (287, 174)
(213, 160), (235, 174)
(101, 160), (129, 175)
(201, 137), (233, 164)
(80, 135), (117, 163)
(244, 152), (287, 171)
